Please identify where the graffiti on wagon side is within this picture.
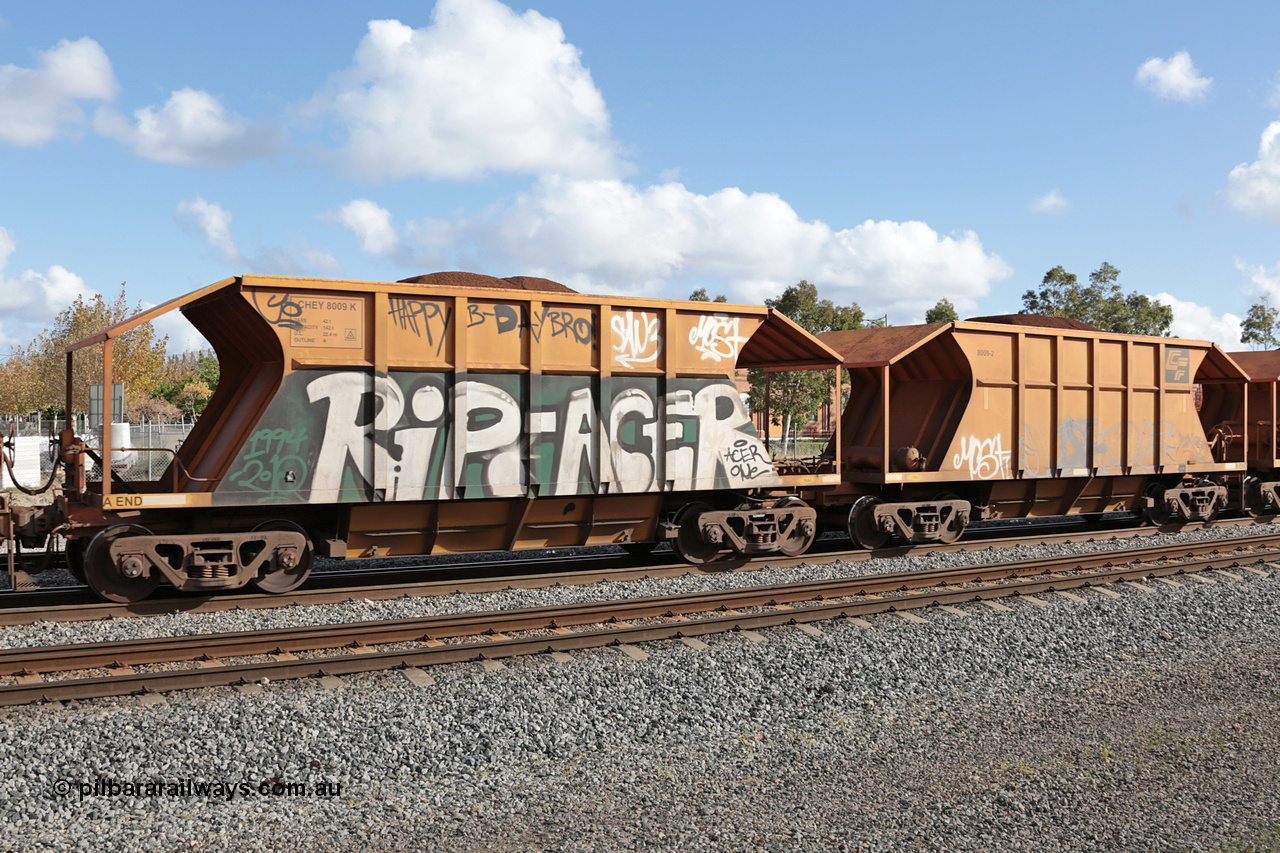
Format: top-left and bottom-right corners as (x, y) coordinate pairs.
(688, 314), (747, 363)
(218, 370), (779, 505)
(952, 433), (1012, 480)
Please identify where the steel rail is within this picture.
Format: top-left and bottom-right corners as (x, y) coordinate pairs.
(0, 519), (1273, 626)
(0, 538), (1274, 705)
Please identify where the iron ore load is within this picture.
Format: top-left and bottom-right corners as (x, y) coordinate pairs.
(2, 271), (1276, 603)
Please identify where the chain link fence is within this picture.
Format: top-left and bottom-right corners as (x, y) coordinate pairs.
(1, 419), (196, 487)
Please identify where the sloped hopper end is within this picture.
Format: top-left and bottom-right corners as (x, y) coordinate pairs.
(164, 286), (285, 491)
(818, 324), (973, 473)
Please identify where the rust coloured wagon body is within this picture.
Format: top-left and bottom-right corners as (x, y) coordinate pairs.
(810, 317), (1249, 547)
(43, 272), (842, 601)
(1218, 349), (1280, 516)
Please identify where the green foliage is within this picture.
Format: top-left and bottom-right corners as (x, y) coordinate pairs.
(1241, 300), (1280, 350)
(0, 285), (168, 418)
(689, 287), (727, 303)
(152, 351), (220, 417)
(925, 299), (959, 324)
(1021, 262), (1173, 336)
(749, 280), (863, 436)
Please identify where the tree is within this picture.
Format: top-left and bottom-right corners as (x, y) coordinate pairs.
(1020, 262), (1173, 336)
(749, 280), (863, 453)
(925, 299), (959, 324)
(0, 351), (42, 417)
(1241, 299), (1280, 350)
(9, 285), (167, 419)
(126, 393), (182, 423)
(174, 382), (212, 418)
(689, 287), (727, 303)
(152, 350), (220, 417)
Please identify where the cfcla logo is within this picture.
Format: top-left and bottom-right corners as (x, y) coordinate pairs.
(1164, 347), (1191, 384)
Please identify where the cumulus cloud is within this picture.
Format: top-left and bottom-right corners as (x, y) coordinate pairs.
(0, 226), (94, 320)
(378, 176), (1009, 318)
(328, 199), (400, 255)
(1156, 292), (1242, 349)
(1028, 189), (1070, 215)
(174, 197), (340, 276)
(0, 226), (97, 352)
(308, 0), (621, 180)
(147, 308), (211, 355)
(1225, 121), (1280, 224)
(1237, 259), (1280, 301)
(1135, 51), (1212, 103)
(95, 88), (279, 168)
(0, 37), (117, 146)
(175, 197), (242, 264)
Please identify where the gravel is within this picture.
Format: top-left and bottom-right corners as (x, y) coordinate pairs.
(1, 523), (1279, 851)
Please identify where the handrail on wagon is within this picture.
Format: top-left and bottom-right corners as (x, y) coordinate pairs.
(84, 445), (218, 493)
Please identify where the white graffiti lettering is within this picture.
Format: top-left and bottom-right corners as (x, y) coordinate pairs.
(952, 434), (1012, 480)
(291, 371), (780, 504)
(688, 314), (747, 363)
(456, 381), (525, 497)
(611, 310), (662, 369)
(609, 388), (658, 492)
(550, 387), (598, 494)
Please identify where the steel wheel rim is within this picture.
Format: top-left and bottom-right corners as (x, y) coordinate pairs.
(847, 496), (890, 550)
(670, 503), (720, 565)
(775, 498), (816, 557)
(84, 525), (158, 603)
(1143, 484), (1174, 526)
(250, 520), (314, 594)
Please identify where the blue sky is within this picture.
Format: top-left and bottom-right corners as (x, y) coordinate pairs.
(2, 0), (1280, 353)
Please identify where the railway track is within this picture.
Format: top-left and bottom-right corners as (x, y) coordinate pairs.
(0, 514), (1270, 625)
(0, 531), (1274, 707)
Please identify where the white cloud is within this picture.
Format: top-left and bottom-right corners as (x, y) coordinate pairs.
(309, 0), (621, 180)
(1237, 259), (1280, 300)
(175, 197), (242, 264)
(1135, 51), (1212, 103)
(1226, 121), (1280, 224)
(1268, 73), (1280, 110)
(394, 176), (1009, 318)
(329, 199), (400, 255)
(0, 226), (97, 352)
(0, 37), (117, 146)
(1157, 292), (1242, 349)
(1029, 189), (1070, 215)
(95, 88), (279, 168)
(174, 197), (341, 276)
(147, 309), (211, 355)
(0, 226), (94, 319)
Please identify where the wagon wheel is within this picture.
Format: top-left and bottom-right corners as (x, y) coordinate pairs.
(847, 496), (891, 550)
(1143, 483), (1175, 527)
(1245, 478), (1277, 521)
(774, 497), (817, 557)
(64, 537), (87, 583)
(250, 520), (314, 594)
(933, 492), (968, 545)
(84, 524), (158, 603)
(670, 502), (721, 565)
